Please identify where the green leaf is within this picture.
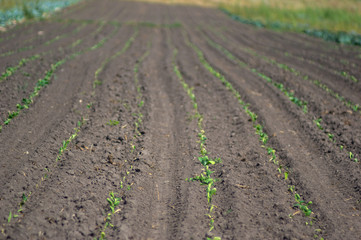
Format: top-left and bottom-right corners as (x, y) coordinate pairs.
(8, 211), (12, 223)
(284, 172), (289, 180)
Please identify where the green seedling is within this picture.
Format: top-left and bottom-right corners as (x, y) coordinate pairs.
(352, 104), (360, 111)
(173, 47), (221, 232)
(314, 118), (323, 130)
(265, 147), (277, 162)
(294, 193), (313, 217)
(349, 152), (358, 162)
(284, 171), (289, 180)
(87, 102), (93, 109)
(56, 119), (84, 162)
(183, 30), (317, 233)
(0, 26), (119, 130)
(255, 124), (268, 144)
(106, 120), (119, 126)
(328, 133), (334, 141)
(107, 192), (121, 214)
(8, 211), (12, 223)
(204, 34), (308, 113)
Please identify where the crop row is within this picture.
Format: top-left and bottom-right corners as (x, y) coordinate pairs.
(99, 41), (151, 240)
(5, 116), (85, 227)
(204, 29), (359, 163)
(93, 27), (138, 88)
(0, 23), (120, 132)
(283, 51), (358, 84)
(241, 42), (361, 114)
(182, 30), (322, 237)
(172, 47), (221, 240)
(0, 21), (106, 85)
(2, 22), (124, 230)
(0, 21), (86, 57)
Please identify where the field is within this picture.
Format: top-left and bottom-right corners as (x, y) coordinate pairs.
(0, 0), (361, 239)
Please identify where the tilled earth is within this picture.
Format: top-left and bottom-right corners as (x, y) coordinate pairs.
(0, 1), (361, 239)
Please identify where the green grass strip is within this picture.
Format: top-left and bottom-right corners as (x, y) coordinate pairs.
(220, 8), (361, 46)
(0, 24), (120, 132)
(183, 30), (316, 225)
(172, 48), (221, 239)
(93, 27), (138, 88)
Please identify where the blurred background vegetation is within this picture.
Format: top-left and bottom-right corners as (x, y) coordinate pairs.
(136, 0), (361, 34)
(0, 0), (80, 27)
(1, 0), (360, 37)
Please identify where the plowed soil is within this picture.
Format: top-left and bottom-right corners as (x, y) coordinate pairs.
(1, 1), (361, 239)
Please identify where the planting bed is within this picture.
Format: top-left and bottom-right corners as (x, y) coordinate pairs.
(0, 1), (360, 239)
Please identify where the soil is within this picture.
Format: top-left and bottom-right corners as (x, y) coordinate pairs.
(0, 1), (360, 239)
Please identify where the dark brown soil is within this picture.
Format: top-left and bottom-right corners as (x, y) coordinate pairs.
(0, 1), (360, 239)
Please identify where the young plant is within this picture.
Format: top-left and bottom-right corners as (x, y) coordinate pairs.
(107, 192), (121, 214)
(106, 120), (119, 126)
(314, 118), (323, 130)
(173, 47), (221, 238)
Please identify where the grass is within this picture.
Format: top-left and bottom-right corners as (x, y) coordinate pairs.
(135, 0), (361, 45)
(0, 0), (65, 11)
(135, 0), (361, 34)
(0, 0), (81, 27)
(220, 2), (361, 34)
